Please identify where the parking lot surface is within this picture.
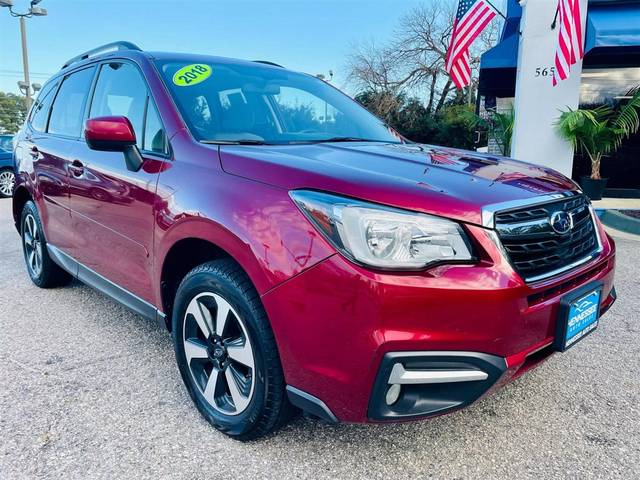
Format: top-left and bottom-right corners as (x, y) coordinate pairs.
(1, 197), (639, 479)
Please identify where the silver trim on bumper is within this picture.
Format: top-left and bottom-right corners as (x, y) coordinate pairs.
(481, 190), (580, 229)
(388, 363), (489, 385)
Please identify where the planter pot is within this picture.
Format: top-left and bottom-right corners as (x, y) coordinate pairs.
(580, 177), (608, 200)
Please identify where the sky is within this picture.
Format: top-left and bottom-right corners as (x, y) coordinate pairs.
(0, 0), (429, 96)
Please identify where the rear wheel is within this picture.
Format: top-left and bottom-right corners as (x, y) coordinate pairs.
(20, 201), (72, 288)
(0, 168), (14, 198)
(172, 259), (292, 440)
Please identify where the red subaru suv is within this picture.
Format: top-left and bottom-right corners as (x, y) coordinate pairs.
(12, 42), (616, 440)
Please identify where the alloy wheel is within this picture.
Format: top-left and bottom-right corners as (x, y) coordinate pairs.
(23, 213), (43, 278)
(183, 292), (255, 415)
(0, 170), (14, 197)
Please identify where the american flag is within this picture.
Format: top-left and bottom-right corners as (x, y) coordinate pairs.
(429, 149), (463, 165)
(445, 0), (498, 89)
(552, 0), (585, 86)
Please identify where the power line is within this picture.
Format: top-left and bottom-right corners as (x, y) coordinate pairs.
(0, 74), (52, 79)
(0, 69), (54, 76)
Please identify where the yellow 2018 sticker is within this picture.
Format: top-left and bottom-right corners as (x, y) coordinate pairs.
(172, 64), (212, 86)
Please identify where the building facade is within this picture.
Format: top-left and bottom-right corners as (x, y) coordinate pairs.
(479, 0), (640, 197)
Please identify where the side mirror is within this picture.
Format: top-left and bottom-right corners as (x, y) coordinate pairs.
(84, 116), (143, 172)
(85, 116), (136, 151)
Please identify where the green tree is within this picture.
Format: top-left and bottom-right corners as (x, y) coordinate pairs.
(0, 92), (28, 134)
(431, 104), (477, 149)
(355, 90), (476, 149)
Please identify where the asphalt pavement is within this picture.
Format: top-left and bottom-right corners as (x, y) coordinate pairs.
(1, 197), (639, 479)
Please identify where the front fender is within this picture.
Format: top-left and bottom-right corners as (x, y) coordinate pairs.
(152, 171), (335, 302)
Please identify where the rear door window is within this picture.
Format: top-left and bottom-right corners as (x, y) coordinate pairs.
(48, 67), (95, 137)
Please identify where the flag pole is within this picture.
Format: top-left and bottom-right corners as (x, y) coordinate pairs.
(550, 5), (560, 29)
(485, 0), (507, 20)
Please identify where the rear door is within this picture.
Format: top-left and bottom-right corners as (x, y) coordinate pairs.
(68, 60), (169, 303)
(24, 67), (95, 252)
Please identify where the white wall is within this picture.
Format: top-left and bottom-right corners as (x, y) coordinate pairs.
(511, 0), (588, 177)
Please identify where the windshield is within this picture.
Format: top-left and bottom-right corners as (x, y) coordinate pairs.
(0, 136), (12, 152)
(156, 59), (402, 145)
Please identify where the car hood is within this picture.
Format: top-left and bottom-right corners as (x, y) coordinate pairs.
(218, 142), (577, 226)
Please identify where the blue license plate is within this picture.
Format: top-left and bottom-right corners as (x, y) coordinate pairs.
(561, 289), (601, 350)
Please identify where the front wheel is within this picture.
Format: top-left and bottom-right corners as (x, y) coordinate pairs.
(172, 259), (292, 440)
(0, 168), (15, 198)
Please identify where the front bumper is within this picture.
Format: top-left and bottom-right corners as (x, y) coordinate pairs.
(261, 223), (616, 423)
(368, 351), (507, 421)
(368, 282), (616, 422)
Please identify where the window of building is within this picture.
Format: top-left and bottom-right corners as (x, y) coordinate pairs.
(578, 67), (640, 189)
(580, 67), (640, 107)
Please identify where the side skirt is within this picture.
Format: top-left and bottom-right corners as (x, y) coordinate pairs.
(47, 244), (164, 324)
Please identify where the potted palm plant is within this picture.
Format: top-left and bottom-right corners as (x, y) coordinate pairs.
(555, 88), (640, 200)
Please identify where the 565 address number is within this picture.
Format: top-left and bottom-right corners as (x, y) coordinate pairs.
(535, 66), (556, 78)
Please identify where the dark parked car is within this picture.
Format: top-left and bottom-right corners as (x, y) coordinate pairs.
(0, 134), (15, 198)
(12, 43), (616, 440)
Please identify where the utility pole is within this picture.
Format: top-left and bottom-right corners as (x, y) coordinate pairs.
(0, 0), (48, 109)
(19, 16), (32, 107)
(316, 71), (334, 130)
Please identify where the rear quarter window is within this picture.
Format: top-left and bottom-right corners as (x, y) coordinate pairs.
(29, 81), (58, 133)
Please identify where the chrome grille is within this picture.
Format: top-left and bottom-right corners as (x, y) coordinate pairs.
(494, 195), (600, 281)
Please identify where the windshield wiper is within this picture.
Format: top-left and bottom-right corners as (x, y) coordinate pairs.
(201, 137), (389, 145)
(201, 139), (267, 145)
(306, 136), (377, 143)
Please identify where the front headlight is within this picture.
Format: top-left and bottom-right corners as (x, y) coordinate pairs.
(290, 190), (475, 270)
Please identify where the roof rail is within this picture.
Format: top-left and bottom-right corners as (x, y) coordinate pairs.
(253, 60), (284, 68)
(62, 41), (142, 69)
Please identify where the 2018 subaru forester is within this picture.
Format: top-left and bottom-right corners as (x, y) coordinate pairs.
(11, 42), (616, 440)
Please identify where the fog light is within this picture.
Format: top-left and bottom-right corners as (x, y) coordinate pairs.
(385, 384), (401, 405)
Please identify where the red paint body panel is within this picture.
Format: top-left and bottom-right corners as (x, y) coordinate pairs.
(151, 131), (336, 301)
(11, 50), (617, 424)
(67, 142), (163, 302)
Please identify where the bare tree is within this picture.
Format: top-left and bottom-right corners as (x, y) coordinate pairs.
(390, 1), (456, 113)
(346, 1), (501, 114)
(346, 41), (402, 122)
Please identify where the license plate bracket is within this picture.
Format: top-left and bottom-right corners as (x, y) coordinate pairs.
(554, 281), (603, 352)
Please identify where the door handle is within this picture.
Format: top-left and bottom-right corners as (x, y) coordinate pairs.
(69, 160), (85, 177)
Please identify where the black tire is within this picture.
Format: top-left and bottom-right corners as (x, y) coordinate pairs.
(20, 200), (72, 288)
(0, 168), (15, 198)
(172, 259), (293, 440)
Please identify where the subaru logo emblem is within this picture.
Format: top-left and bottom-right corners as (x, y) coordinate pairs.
(550, 211), (573, 235)
(213, 347), (224, 358)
